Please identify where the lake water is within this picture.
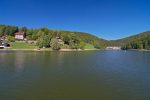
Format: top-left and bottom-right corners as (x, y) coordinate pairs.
(0, 50), (150, 100)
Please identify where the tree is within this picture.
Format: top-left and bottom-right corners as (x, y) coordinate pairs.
(79, 41), (86, 49)
(50, 38), (61, 50)
(62, 34), (71, 45)
(20, 27), (27, 33)
(40, 28), (49, 35)
(0, 24), (110, 49)
(7, 36), (15, 42)
(2, 26), (18, 36)
(0, 25), (5, 36)
(37, 35), (51, 48)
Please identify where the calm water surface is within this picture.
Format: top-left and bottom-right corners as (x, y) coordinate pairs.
(0, 50), (150, 100)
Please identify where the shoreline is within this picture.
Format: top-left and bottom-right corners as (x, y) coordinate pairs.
(1, 48), (150, 52)
(129, 49), (150, 52)
(0, 48), (101, 51)
(59, 49), (100, 51)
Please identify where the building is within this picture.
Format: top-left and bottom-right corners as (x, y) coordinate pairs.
(56, 37), (64, 45)
(15, 32), (26, 40)
(106, 46), (121, 50)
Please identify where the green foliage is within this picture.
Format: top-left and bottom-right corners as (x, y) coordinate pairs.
(69, 40), (77, 49)
(0, 24), (110, 49)
(0, 25), (5, 36)
(7, 36), (15, 42)
(79, 41), (86, 49)
(36, 32), (51, 48)
(61, 33), (70, 44)
(84, 44), (95, 49)
(0, 25), (18, 36)
(115, 31), (150, 50)
(40, 28), (49, 34)
(73, 32), (109, 49)
(50, 38), (61, 50)
(20, 26), (27, 32)
(11, 42), (37, 49)
(26, 29), (39, 40)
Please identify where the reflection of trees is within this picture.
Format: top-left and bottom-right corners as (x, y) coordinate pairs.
(57, 52), (64, 64)
(0, 52), (7, 62)
(15, 52), (25, 72)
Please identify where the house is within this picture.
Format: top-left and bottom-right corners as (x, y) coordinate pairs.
(106, 46), (121, 50)
(15, 32), (26, 40)
(56, 37), (64, 45)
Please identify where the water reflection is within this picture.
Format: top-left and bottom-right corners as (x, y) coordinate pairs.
(14, 52), (25, 72)
(0, 51), (11, 63)
(57, 52), (66, 67)
(0, 51), (150, 100)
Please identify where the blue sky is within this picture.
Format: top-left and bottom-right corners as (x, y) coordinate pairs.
(0, 0), (150, 40)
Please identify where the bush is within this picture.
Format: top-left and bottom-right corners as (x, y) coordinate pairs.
(50, 38), (61, 50)
(36, 35), (51, 48)
(7, 36), (15, 42)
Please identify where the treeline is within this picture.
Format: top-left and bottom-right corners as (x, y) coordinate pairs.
(1, 25), (150, 50)
(0, 25), (109, 49)
(115, 31), (150, 50)
(0, 25), (18, 36)
(26, 28), (109, 49)
(0, 25), (28, 36)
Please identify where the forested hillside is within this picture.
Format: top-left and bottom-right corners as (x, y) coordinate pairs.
(0, 25), (109, 50)
(115, 31), (150, 50)
(2, 24), (150, 50)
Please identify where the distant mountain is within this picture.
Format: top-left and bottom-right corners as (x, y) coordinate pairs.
(73, 32), (110, 48)
(114, 31), (150, 50)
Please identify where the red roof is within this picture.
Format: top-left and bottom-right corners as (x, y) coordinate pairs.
(15, 32), (25, 35)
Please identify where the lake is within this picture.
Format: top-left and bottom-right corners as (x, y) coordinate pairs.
(0, 50), (150, 100)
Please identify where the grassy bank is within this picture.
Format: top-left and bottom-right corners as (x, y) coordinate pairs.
(84, 44), (96, 49)
(0, 42), (100, 51)
(10, 42), (38, 49)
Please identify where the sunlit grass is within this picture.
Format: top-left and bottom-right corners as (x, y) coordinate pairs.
(84, 44), (95, 49)
(10, 42), (38, 49)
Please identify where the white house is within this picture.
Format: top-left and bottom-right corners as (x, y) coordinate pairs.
(15, 32), (26, 40)
(106, 46), (121, 50)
